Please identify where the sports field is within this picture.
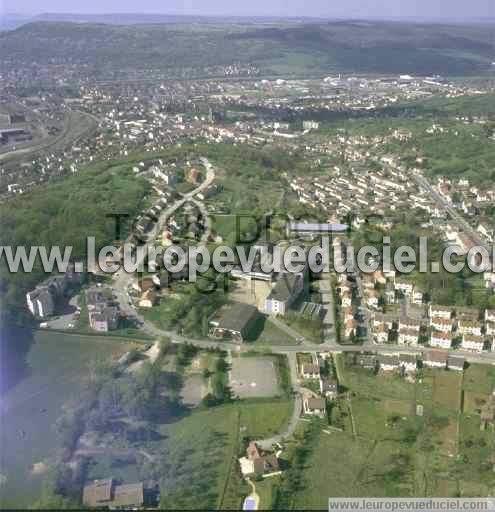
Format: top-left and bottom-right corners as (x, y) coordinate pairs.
(230, 356), (281, 398)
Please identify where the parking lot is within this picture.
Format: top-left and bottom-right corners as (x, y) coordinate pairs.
(229, 356), (280, 399)
(228, 278), (272, 310)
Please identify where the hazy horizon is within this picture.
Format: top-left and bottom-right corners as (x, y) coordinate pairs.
(3, 0), (494, 21)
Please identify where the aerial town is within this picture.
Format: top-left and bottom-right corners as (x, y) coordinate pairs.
(1, 10), (495, 511)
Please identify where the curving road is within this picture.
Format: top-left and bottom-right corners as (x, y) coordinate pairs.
(256, 352), (302, 450)
(112, 156), (215, 320)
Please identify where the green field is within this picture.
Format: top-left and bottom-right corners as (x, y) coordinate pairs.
(279, 357), (495, 508)
(0, 331), (141, 508)
(251, 318), (297, 346)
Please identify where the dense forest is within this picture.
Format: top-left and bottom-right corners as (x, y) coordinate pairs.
(0, 160), (149, 393)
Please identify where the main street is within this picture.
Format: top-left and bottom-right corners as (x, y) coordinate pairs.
(413, 172), (490, 251)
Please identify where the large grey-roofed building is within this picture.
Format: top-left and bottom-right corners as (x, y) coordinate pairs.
(209, 302), (259, 343)
(264, 272), (304, 316)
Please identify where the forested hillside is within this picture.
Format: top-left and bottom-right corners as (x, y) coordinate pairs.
(1, 20), (493, 78)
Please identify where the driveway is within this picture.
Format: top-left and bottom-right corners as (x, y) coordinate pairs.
(255, 352), (302, 450)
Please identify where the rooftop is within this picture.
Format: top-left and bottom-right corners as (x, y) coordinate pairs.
(211, 302), (258, 333)
(288, 221), (349, 233)
(267, 273), (303, 303)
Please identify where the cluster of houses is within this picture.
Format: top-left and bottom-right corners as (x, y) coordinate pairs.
(361, 269), (424, 311)
(428, 305), (495, 353)
(298, 353), (338, 419)
(334, 238), (360, 340)
(131, 274), (170, 309)
(86, 288), (120, 332)
(287, 157), (415, 222)
(372, 303), (495, 354)
(356, 350), (466, 373)
(435, 175), (495, 235)
(238, 442), (280, 478)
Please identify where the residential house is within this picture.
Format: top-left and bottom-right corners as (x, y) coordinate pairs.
(342, 307), (355, 322)
(486, 322), (495, 336)
(134, 276), (156, 293)
(303, 396), (326, 418)
(374, 323), (389, 344)
(138, 289), (159, 308)
(357, 354), (378, 370)
(88, 307), (119, 332)
(430, 317), (455, 333)
(300, 358), (320, 380)
(430, 331), (453, 349)
(429, 305), (454, 320)
(186, 167), (203, 185)
(320, 378), (338, 399)
(385, 285), (396, 305)
(398, 327), (419, 346)
(461, 334), (485, 353)
(399, 318), (421, 332)
(239, 442), (280, 477)
(477, 222), (494, 243)
(341, 292), (352, 308)
(458, 320), (483, 337)
(82, 479), (145, 509)
(366, 290), (380, 310)
(394, 279), (414, 296)
(86, 288), (119, 332)
(456, 307), (480, 322)
(372, 270), (387, 285)
(412, 290), (424, 305)
(344, 319), (356, 339)
(373, 314), (395, 331)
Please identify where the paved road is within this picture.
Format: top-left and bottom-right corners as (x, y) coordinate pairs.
(318, 272), (337, 347)
(414, 173), (489, 251)
(351, 268), (373, 345)
(256, 352), (302, 450)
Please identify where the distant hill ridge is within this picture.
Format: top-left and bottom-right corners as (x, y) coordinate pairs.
(1, 18), (493, 77)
